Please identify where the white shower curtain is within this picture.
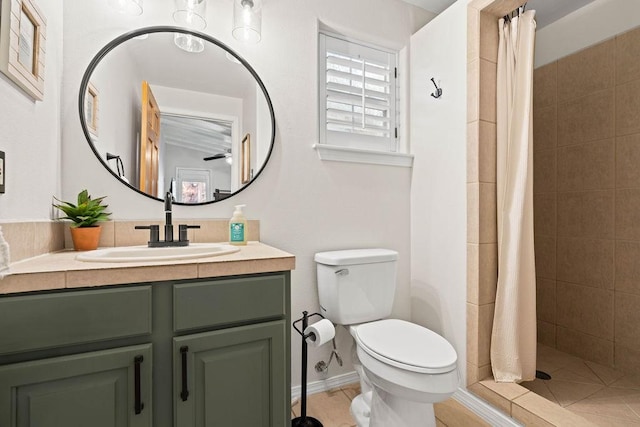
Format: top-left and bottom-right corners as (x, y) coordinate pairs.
(491, 9), (537, 383)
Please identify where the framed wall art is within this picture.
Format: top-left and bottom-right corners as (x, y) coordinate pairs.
(0, 151), (5, 194)
(241, 133), (251, 184)
(0, 0), (46, 101)
(85, 82), (99, 137)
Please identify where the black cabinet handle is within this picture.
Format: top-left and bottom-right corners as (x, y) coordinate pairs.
(134, 355), (144, 415)
(180, 346), (189, 401)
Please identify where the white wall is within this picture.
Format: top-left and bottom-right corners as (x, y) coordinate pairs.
(534, 0), (640, 68)
(90, 43), (142, 184)
(410, 0), (468, 385)
(0, 0), (62, 220)
(61, 0), (435, 387)
(256, 83), (271, 171)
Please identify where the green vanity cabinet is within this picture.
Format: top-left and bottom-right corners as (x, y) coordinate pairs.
(0, 286), (154, 427)
(0, 344), (153, 427)
(0, 286), (153, 355)
(171, 274), (291, 427)
(174, 321), (287, 426)
(0, 271), (291, 427)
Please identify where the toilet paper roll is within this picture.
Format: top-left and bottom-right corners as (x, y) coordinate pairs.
(304, 319), (335, 347)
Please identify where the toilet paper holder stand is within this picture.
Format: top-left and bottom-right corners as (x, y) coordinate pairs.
(292, 310), (326, 427)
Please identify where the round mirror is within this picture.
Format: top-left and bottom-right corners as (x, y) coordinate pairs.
(79, 26), (275, 205)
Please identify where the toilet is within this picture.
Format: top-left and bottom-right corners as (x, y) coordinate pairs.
(315, 249), (458, 427)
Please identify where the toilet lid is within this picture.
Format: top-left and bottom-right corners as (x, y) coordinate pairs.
(354, 319), (457, 374)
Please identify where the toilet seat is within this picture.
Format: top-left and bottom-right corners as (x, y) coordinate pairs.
(353, 319), (457, 374)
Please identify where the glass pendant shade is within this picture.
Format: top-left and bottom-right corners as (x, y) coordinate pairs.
(232, 0), (262, 43)
(173, 0), (207, 53)
(174, 33), (205, 53)
(108, 0), (143, 15)
(173, 0), (207, 30)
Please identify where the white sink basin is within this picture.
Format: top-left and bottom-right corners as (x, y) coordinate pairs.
(76, 243), (240, 263)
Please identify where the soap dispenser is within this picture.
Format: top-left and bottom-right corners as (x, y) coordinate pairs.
(229, 204), (247, 246)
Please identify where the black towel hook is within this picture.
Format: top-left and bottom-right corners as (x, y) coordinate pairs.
(430, 78), (443, 99)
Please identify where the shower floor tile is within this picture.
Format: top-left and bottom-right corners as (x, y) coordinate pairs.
(522, 344), (640, 426)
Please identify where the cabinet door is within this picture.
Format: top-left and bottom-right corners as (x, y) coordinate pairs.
(174, 320), (286, 427)
(0, 344), (152, 427)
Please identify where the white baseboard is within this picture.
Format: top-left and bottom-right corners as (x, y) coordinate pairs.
(291, 371), (360, 401)
(292, 372), (523, 427)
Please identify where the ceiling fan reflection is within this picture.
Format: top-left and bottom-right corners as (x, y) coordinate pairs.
(203, 149), (232, 164)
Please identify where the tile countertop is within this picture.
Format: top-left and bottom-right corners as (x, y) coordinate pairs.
(0, 241), (295, 295)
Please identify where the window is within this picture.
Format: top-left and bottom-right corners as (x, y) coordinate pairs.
(319, 33), (398, 153)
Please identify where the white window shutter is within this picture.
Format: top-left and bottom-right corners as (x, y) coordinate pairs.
(319, 33), (398, 153)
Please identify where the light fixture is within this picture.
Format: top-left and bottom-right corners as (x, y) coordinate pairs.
(174, 33), (205, 53)
(173, 0), (207, 53)
(173, 0), (207, 29)
(108, 0), (143, 15)
(232, 0), (262, 43)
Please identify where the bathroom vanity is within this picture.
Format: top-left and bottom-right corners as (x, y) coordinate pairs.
(0, 242), (294, 427)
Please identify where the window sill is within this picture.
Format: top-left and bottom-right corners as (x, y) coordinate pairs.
(312, 144), (414, 168)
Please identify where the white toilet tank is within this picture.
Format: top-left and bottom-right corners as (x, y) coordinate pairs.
(315, 249), (398, 325)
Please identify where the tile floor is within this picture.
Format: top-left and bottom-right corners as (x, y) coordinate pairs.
(292, 344), (640, 427)
(522, 344), (640, 426)
(291, 382), (490, 427)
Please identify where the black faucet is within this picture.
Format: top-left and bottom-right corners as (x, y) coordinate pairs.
(135, 191), (200, 247)
(164, 191), (174, 243)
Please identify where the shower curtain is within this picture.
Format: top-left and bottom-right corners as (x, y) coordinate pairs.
(491, 9), (537, 383)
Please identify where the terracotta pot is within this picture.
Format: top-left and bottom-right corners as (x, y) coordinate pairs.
(70, 226), (101, 251)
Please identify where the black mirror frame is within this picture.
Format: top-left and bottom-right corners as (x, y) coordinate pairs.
(78, 26), (276, 206)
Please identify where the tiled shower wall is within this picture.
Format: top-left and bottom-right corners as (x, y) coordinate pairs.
(533, 26), (640, 374)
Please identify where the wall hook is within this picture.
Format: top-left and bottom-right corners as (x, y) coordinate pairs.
(430, 78), (443, 99)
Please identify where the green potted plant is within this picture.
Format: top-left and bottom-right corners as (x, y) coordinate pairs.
(53, 189), (111, 251)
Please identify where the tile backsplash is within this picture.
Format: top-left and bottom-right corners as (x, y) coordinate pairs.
(1, 220), (260, 264)
(0, 222), (65, 263)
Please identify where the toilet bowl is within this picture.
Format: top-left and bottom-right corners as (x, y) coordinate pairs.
(349, 320), (458, 427)
(314, 249), (459, 427)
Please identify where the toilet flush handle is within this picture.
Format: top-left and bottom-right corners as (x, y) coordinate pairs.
(335, 269), (349, 276)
